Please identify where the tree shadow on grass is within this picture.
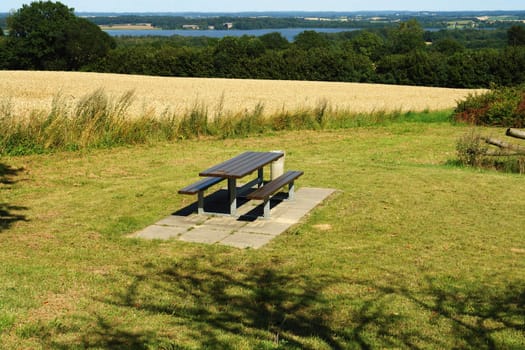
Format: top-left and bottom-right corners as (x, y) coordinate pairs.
(1, 162), (22, 185)
(0, 163), (27, 232)
(0, 202), (28, 232)
(81, 257), (348, 349)
(46, 262), (524, 349)
(354, 272), (525, 349)
(421, 278), (524, 349)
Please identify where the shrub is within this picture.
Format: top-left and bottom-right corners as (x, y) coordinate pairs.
(456, 129), (488, 167)
(453, 85), (525, 127)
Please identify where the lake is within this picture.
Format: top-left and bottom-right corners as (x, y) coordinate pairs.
(104, 27), (362, 41)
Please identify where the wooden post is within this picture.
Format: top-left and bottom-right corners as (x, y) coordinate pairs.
(506, 128), (525, 140)
(483, 137), (525, 154)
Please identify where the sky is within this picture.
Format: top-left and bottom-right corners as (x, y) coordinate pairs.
(1, 0), (524, 13)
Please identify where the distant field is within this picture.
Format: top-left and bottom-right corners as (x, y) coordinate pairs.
(0, 71), (483, 118)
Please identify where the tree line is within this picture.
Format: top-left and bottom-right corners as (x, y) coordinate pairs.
(1, 1), (525, 88)
(87, 20), (525, 88)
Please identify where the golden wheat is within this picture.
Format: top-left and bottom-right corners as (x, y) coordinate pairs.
(0, 71), (483, 118)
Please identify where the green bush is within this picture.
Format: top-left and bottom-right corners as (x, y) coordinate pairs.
(453, 85), (525, 127)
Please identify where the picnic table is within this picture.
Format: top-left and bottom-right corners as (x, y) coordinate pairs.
(179, 151), (303, 218)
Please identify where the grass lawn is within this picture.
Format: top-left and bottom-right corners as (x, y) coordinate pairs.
(1, 119), (524, 349)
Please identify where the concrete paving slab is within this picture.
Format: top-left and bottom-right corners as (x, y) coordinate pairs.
(204, 216), (249, 230)
(132, 187), (337, 249)
(133, 225), (187, 240)
(239, 220), (292, 236)
(179, 226), (231, 244)
(295, 188), (336, 203)
(220, 232), (273, 249)
(274, 207), (312, 224)
(156, 215), (199, 228)
(163, 214), (208, 226)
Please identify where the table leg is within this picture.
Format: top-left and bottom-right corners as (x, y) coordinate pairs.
(288, 181), (295, 200)
(228, 178), (237, 216)
(263, 198), (271, 219)
(197, 191), (205, 215)
(258, 167), (264, 188)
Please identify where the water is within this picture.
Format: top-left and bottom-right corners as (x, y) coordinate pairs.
(104, 27), (361, 41)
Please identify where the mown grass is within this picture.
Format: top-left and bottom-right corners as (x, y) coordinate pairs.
(1, 118), (524, 349)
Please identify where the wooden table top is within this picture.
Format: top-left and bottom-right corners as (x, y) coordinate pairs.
(199, 151), (284, 179)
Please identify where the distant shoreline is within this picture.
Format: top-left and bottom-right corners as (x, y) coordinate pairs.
(102, 27), (363, 41)
(99, 23), (159, 30)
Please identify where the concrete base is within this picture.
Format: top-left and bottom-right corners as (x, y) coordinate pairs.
(130, 187), (336, 249)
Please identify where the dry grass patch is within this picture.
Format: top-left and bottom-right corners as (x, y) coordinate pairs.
(313, 223), (332, 231)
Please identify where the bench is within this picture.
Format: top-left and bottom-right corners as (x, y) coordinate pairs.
(247, 170), (304, 218)
(178, 177), (225, 215)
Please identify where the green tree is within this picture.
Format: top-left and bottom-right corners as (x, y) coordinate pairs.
(0, 31), (7, 69)
(213, 36), (265, 78)
(444, 50), (497, 88)
(387, 19), (425, 54)
(259, 32), (289, 50)
(508, 25), (525, 46)
(6, 1), (115, 70)
(490, 47), (525, 86)
(294, 30), (329, 50)
(375, 54), (410, 85)
(404, 50), (446, 86)
(431, 38), (465, 55)
(251, 51), (286, 79)
(349, 31), (385, 60)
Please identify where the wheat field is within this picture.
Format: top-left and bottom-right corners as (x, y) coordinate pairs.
(0, 70), (482, 118)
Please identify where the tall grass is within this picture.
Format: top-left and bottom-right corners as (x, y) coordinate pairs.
(0, 89), (451, 156)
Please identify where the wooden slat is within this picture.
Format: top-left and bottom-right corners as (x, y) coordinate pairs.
(199, 152), (252, 177)
(178, 177), (224, 195)
(200, 151), (284, 178)
(247, 171), (303, 200)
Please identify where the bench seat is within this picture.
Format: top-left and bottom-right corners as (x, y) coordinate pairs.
(178, 176), (224, 195)
(247, 170), (303, 218)
(178, 177), (225, 214)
